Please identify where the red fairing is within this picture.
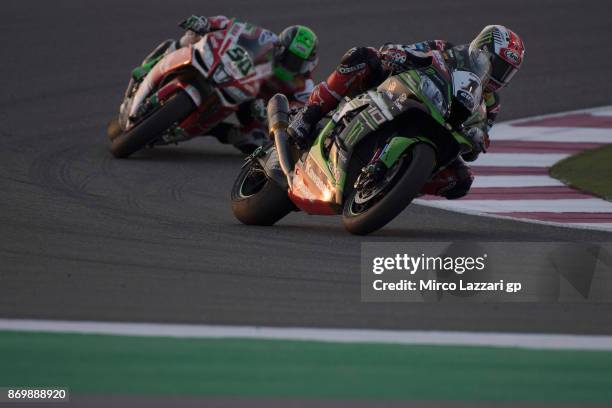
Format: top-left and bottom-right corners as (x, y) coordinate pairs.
(156, 79), (191, 102)
(153, 79), (209, 133)
(141, 47), (193, 96)
(288, 190), (338, 215)
(286, 163), (340, 215)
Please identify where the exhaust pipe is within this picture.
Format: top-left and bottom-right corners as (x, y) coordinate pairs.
(267, 94), (294, 187)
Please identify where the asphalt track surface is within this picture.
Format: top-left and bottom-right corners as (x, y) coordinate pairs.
(3, 0), (612, 341)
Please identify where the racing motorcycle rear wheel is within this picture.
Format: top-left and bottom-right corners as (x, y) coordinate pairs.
(231, 160), (295, 226)
(110, 91), (194, 158)
(342, 143), (436, 235)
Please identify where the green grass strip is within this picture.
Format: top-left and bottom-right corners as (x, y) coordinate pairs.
(550, 144), (612, 201)
(1, 331), (611, 403)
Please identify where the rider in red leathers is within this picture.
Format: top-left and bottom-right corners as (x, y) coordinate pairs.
(288, 25), (525, 199)
(133, 15), (319, 153)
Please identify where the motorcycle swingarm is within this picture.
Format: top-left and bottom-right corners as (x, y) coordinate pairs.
(251, 147), (289, 191)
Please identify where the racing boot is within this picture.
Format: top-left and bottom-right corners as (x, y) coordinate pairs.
(287, 104), (322, 149)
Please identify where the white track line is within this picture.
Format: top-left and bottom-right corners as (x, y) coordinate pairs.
(423, 198), (612, 213)
(490, 124), (612, 143)
(416, 200), (612, 233)
(1, 318), (612, 351)
(472, 175), (565, 188)
(573, 223), (612, 229)
(474, 153), (569, 167)
(502, 105), (612, 122)
(416, 106), (612, 232)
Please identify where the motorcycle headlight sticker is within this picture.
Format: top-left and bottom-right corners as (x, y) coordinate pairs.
(451, 70), (483, 113)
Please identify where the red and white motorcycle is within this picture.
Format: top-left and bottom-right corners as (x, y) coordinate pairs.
(107, 19), (276, 158)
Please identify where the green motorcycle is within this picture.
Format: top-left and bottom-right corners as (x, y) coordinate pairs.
(231, 53), (486, 235)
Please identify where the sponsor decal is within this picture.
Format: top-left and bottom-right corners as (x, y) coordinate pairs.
(225, 45), (254, 77)
(367, 106), (387, 125)
(293, 43), (308, 54)
(345, 121), (364, 144)
(338, 63), (366, 74)
(384, 50), (407, 64)
(502, 49), (520, 65)
(306, 160), (331, 197)
(393, 92), (408, 110)
(452, 70), (482, 113)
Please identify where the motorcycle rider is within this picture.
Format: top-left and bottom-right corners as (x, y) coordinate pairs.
(287, 25), (525, 199)
(132, 15), (319, 153)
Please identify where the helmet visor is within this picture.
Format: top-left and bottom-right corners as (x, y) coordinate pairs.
(277, 51), (317, 75)
(489, 53), (518, 89)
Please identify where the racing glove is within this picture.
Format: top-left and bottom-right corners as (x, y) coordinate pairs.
(287, 105), (322, 149)
(379, 44), (433, 73)
(179, 15), (211, 35)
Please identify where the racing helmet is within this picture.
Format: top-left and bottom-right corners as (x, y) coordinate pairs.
(273, 25), (319, 80)
(468, 25), (525, 91)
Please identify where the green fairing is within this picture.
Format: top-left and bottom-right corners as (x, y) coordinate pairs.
(132, 55), (163, 81)
(344, 120), (366, 145)
(401, 71), (474, 150)
(307, 121), (336, 186)
(379, 136), (435, 168)
(295, 64), (479, 206)
(316, 119), (336, 143)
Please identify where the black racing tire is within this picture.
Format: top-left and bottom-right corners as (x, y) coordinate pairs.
(110, 91), (194, 158)
(106, 116), (122, 141)
(231, 161), (295, 226)
(342, 143), (436, 235)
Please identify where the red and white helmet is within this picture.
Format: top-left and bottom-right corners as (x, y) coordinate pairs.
(469, 25), (525, 91)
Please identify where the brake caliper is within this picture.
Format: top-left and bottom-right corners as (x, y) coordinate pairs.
(355, 161), (387, 191)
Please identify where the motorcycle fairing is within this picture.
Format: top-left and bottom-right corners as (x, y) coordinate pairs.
(285, 55), (486, 213)
(126, 47), (196, 126)
(123, 18), (275, 139)
(287, 121), (342, 215)
(194, 19), (274, 108)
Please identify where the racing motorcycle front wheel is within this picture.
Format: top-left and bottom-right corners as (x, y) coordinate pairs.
(110, 90), (194, 158)
(231, 159), (295, 226)
(342, 143), (436, 235)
